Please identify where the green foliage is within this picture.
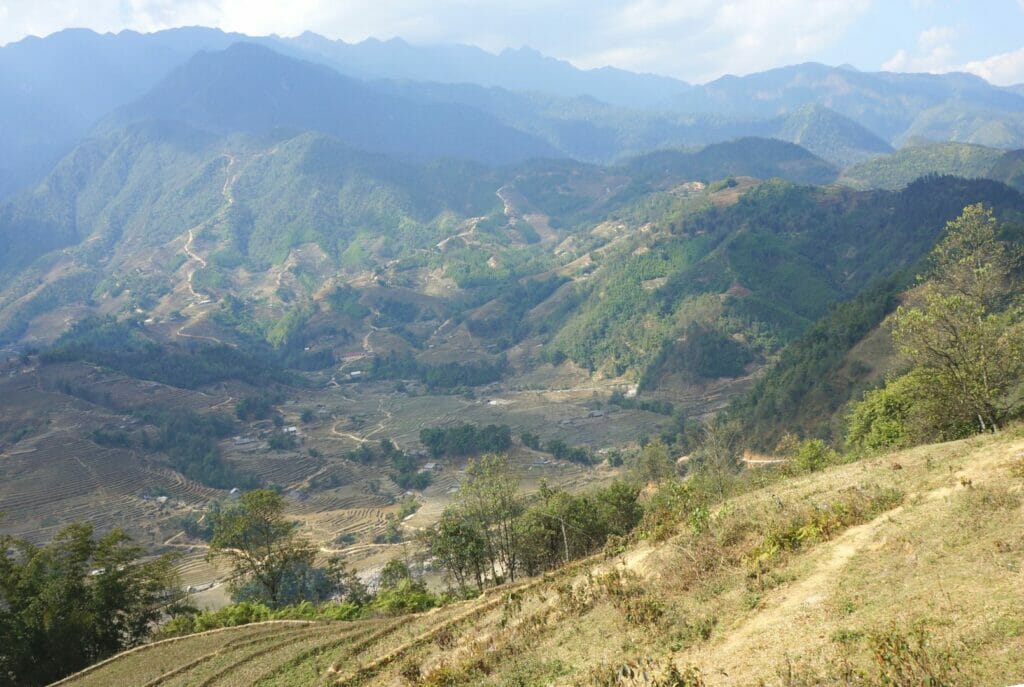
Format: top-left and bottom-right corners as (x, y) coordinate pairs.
(890, 204), (1024, 438)
(845, 375), (915, 453)
(841, 142), (1006, 191)
(545, 439), (593, 465)
(367, 579), (442, 616)
(791, 439), (838, 473)
(671, 322), (753, 379)
(429, 477), (642, 590)
(728, 273), (907, 448)
(326, 284), (371, 319)
(610, 390), (674, 415)
(420, 423), (512, 458)
(268, 431), (299, 451)
(520, 431), (542, 450)
(371, 350), (508, 389)
(633, 438), (676, 483)
(0, 523), (180, 686)
(235, 392), (282, 421)
(43, 317), (295, 389)
(208, 490), (317, 609)
(556, 176), (1022, 383)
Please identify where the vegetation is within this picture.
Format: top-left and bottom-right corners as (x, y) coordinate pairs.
(427, 454), (643, 591)
(207, 490), (318, 609)
(840, 142), (1006, 190)
(847, 204), (1024, 449)
(419, 423), (512, 458)
(0, 522), (180, 686)
(370, 351), (508, 390)
(42, 317), (295, 389)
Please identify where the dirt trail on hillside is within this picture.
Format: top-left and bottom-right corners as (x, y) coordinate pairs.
(685, 440), (1013, 685)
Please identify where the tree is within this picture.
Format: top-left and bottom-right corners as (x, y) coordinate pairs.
(891, 204), (1023, 435)
(208, 490), (316, 609)
(457, 454), (523, 583)
(0, 523), (179, 686)
(633, 438), (676, 483)
(428, 508), (488, 592)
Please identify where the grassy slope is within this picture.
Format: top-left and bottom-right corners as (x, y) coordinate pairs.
(62, 428), (1024, 686)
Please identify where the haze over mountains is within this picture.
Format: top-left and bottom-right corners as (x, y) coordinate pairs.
(2, 20), (1024, 686)
(4, 27), (1024, 199)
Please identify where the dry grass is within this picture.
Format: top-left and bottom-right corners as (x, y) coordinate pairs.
(56, 428), (1024, 686)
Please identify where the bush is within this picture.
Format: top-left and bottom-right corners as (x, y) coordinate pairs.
(845, 375), (914, 454)
(791, 439), (838, 473)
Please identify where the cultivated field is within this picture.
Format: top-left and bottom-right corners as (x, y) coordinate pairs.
(57, 429), (1024, 686)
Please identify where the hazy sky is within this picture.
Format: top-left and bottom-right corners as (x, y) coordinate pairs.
(1, 0), (1022, 85)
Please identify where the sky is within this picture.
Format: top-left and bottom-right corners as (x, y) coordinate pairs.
(0, 0), (1022, 85)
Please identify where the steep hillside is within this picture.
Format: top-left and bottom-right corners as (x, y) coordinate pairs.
(0, 27), (240, 198)
(111, 43), (556, 166)
(57, 428), (1024, 686)
(549, 176), (1024, 385)
(0, 126), (845, 350)
(839, 141), (1008, 190)
(772, 103), (893, 166)
(991, 148), (1024, 190)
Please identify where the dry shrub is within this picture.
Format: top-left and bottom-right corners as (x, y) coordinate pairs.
(578, 657), (705, 686)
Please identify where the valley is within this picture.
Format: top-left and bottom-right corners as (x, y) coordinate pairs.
(0, 21), (1023, 687)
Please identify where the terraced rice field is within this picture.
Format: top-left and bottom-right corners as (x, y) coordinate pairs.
(58, 551), (598, 687)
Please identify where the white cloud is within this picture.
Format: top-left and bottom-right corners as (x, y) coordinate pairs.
(963, 47), (1024, 85)
(881, 25), (957, 73)
(0, 0), (875, 82)
(576, 0), (872, 81)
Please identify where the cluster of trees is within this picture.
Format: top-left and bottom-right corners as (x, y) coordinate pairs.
(419, 423), (512, 458)
(464, 275), (568, 346)
(425, 455), (642, 591)
(370, 350), (508, 390)
(847, 204), (1024, 451)
(609, 390), (675, 416)
(136, 406), (257, 489)
(520, 430), (593, 464)
(42, 317), (295, 389)
(326, 284), (370, 319)
(200, 490), (439, 616)
(670, 322), (753, 379)
(544, 439), (593, 465)
(345, 439), (432, 490)
(235, 392), (284, 421)
(0, 523), (181, 686)
(727, 272), (907, 449)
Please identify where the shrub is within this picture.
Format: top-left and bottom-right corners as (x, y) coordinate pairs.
(791, 439), (838, 473)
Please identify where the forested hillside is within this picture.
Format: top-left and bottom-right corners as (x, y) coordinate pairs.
(550, 175), (1024, 386)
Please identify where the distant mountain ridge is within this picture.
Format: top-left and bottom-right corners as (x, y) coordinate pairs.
(109, 43), (556, 165)
(3, 27), (1024, 200)
(671, 62), (1024, 146)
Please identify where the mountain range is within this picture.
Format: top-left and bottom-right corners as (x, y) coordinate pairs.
(4, 27), (1024, 199)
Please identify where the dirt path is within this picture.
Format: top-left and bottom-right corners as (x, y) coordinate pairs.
(687, 479), (964, 683)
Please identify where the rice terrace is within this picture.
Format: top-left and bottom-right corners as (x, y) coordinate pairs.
(2, 4), (1024, 686)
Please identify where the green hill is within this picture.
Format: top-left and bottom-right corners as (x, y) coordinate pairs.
(773, 103), (893, 166)
(840, 142), (1008, 190)
(549, 175), (1024, 384)
(990, 148), (1024, 191)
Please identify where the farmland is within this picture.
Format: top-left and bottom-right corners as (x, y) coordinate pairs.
(0, 351), (668, 601)
(56, 428), (1024, 686)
